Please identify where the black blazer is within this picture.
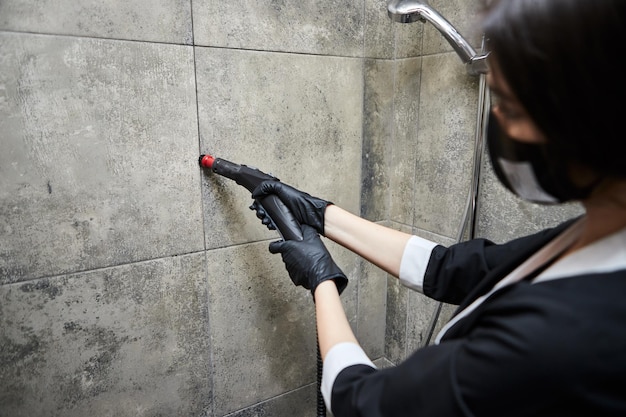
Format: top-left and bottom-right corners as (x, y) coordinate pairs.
(331, 219), (626, 417)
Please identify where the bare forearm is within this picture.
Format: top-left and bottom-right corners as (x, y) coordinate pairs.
(323, 205), (412, 278)
(314, 281), (358, 359)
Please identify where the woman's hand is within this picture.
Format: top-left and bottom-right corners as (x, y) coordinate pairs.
(252, 181), (331, 235)
(269, 224), (348, 295)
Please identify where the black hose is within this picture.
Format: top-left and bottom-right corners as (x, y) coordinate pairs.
(316, 328), (326, 416)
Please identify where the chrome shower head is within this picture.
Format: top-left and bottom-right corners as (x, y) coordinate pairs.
(387, 0), (488, 75)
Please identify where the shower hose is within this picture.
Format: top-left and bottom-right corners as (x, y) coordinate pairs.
(317, 337), (325, 416)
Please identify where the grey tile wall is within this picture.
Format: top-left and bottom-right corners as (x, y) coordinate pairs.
(0, 33), (203, 283)
(195, 47), (363, 249)
(205, 239), (358, 415)
(389, 57), (422, 226)
(362, 59), (394, 221)
(0, 253), (211, 416)
(384, 274), (411, 363)
(0, 0), (193, 44)
(191, 0), (421, 59)
(366, 0), (422, 59)
(382, 50), (479, 237)
(1, 0), (379, 414)
(192, 0), (365, 56)
(412, 53), (479, 238)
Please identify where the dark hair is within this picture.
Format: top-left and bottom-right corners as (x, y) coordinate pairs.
(482, 0), (626, 178)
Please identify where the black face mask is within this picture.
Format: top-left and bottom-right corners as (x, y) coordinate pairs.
(486, 111), (596, 204)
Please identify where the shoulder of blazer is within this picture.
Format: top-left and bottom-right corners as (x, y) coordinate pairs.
(453, 216), (582, 312)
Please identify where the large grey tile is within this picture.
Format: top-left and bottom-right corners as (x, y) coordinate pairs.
(0, 0), (192, 44)
(206, 239), (358, 415)
(195, 47), (362, 249)
(0, 33), (202, 283)
(362, 59), (394, 221)
(0, 253), (211, 417)
(192, 0), (364, 57)
(412, 53), (479, 238)
(395, 23), (424, 59)
(384, 274), (409, 364)
(356, 255), (387, 359)
(405, 290), (439, 350)
(393, 11), (424, 59)
(365, 0), (397, 59)
(389, 57), (421, 226)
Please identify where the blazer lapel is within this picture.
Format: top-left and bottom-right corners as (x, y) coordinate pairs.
(443, 218), (578, 339)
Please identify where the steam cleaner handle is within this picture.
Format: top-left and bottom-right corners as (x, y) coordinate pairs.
(199, 155), (304, 241)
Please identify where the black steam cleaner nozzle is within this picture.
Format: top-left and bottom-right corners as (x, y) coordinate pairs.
(199, 154), (303, 241)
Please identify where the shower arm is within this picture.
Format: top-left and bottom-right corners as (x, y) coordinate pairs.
(387, 0), (488, 76)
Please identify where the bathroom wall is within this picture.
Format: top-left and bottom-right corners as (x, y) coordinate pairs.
(381, 0), (487, 365)
(0, 0), (584, 416)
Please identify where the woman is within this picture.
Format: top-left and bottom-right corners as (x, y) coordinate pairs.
(253, 0), (626, 415)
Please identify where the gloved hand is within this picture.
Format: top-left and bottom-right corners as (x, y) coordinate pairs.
(269, 224), (348, 296)
(251, 181), (332, 235)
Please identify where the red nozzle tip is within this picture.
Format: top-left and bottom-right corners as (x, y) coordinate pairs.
(199, 154), (215, 169)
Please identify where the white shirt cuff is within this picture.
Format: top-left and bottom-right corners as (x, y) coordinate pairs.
(399, 235), (438, 292)
(321, 342), (376, 412)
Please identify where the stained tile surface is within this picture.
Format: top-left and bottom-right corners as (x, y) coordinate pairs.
(0, 253), (211, 416)
(0, 33), (202, 283)
(192, 0), (364, 56)
(0, 0), (192, 43)
(206, 240), (357, 415)
(412, 53), (479, 238)
(195, 47), (363, 249)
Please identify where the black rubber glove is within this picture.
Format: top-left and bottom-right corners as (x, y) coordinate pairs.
(269, 224), (348, 296)
(251, 181), (331, 235)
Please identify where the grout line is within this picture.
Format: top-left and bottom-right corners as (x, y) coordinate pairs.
(0, 29), (191, 47)
(0, 29), (381, 60)
(223, 353), (395, 416)
(388, 24), (398, 227)
(3, 249), (206, 285)
(1, 237), (280, 286)
(189, 2), (216, 415)
(190, 5), (207, 254)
